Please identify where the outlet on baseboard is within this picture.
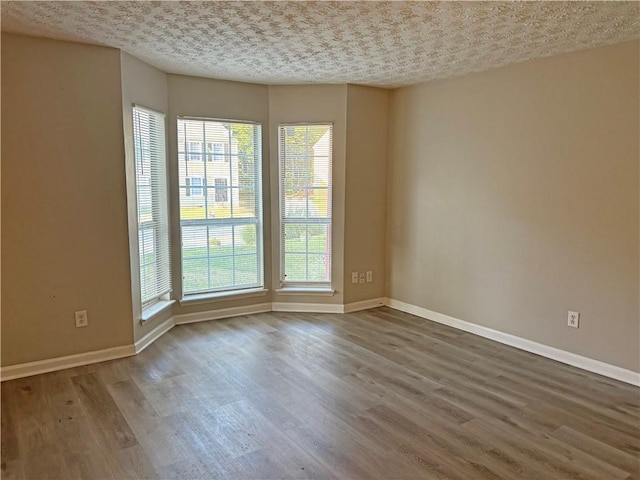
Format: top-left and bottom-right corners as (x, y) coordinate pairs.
(568, 311), (579, 328)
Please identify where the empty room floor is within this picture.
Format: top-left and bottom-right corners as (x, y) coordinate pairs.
(2, 307), (639, 479)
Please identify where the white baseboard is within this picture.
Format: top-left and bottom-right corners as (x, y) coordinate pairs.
(384, 298), (640, 387)
(343, 297), (386, 313)
(134, 316), (176, 353)
(0, 344), (136, 382)
(174, 302), (272, 325)
(0, 298), (386, 382)
(272, 302), (344, 313)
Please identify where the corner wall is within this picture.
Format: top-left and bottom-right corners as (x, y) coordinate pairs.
(268, 85), (348, 305)
(167, 75), (272, 316)
(1, 34), (133, 365)
(120, 52), (172, 342)
(386, 40), (640, 371)
(344, 85), (389, 304)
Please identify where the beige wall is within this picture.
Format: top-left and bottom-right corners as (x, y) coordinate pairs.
(387, 40), (640, 371)
(1, 34), (133, 365)
(268, 85), (348, 305)
(167, 75), (272, 316)
(120, 52), (172, 341)
(344, 85), (389, 304)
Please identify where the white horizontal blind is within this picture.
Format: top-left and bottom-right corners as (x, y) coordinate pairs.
(132, 106), (172, 308)
(177, 118), (263, 295)
(278, 124), (332, 286)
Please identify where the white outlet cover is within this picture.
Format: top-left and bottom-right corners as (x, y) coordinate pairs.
(75, 310), (88, 328)
(366, 271), (373, 282)
(568, 311), (580, 328)
(351, 272), (359, 284)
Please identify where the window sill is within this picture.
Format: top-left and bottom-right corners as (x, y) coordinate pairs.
(275, 287), (335, 297)
(180, 288), (269, 306)
(140, 299), (175, 324)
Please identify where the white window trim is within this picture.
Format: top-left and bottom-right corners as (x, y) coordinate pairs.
(275, 287), (335, 296)
(140, 299), (175, 323)
(130, 104), (172, 322)
(278, 123), (333, 290)
(177, 117), (264, 298)
(180, 287), (269, 306)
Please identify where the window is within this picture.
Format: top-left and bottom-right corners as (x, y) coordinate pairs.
(185, 177), (204, 197)
(207, 142), (226, 162)
(187, 141), (202, 161)
(214, 178), (228, 202)
(132, 105), (171, 311)
(278, 124), (332, 286)
(177, 118), (263, 295)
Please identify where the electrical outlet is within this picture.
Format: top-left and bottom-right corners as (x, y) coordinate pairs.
(351, 272), (359, 284)
(359, 273), (366, 284)
(366, 271), (373, 283)
(75, 310), (88, 328)
(568, 311), (579, 328)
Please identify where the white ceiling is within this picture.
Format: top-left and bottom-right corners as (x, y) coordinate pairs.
(2, 1), (639, 88)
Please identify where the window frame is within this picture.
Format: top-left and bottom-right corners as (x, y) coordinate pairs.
(207, 142), (226, 162)
(130, 104), (173, 320)
(214, 178), (229, 202)
(277, 123), (333, 289)
(187, 141), (202, 161)
(185, 176), (205, 197)
(177, 116), (264, 299)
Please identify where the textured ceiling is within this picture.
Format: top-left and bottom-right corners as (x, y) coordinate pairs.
(2, 1), (639, 88)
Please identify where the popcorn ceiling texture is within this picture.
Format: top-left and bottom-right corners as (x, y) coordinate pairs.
(2, 1), (638, 88)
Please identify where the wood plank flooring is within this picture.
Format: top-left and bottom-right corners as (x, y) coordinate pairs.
(2, 307), (639, 479)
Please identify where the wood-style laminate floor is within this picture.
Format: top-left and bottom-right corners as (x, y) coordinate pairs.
(2, 307), (639, 479)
